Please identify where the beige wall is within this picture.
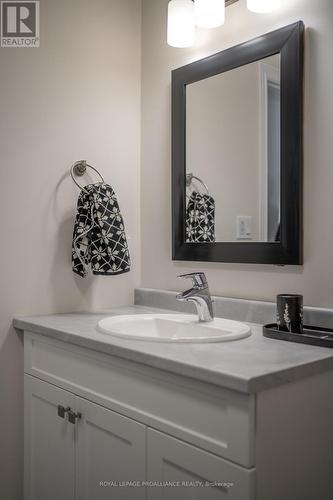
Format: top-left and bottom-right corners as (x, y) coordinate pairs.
(0, 0), (141, 498)
(141, 0), (333, 306)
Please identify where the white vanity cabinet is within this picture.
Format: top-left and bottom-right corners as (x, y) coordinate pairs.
(23, 330), (333, 500)
(25, 371), (253, 500)
(25, 375), (146, 500)
(24, 332), (255, 500)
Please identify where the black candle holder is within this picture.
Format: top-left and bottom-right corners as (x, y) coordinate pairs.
(276, 294), (303, 334)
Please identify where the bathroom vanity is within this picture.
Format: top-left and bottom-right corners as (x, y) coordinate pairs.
(15, 290), (333, 500)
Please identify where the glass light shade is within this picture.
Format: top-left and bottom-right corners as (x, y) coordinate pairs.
(194, 0), (225, 28)
(247, 0), (281, 13)
(167, 0), (195, 48)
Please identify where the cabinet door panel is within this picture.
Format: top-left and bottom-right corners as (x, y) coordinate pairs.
(76, 397), (146, 500)
(24, 375), (75, 500)
(147, 429), (255, 500)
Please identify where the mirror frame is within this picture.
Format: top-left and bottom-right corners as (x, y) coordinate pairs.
(172, 22), (304, 265)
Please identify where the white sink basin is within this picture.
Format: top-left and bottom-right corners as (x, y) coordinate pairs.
(97, 314), (251, 343)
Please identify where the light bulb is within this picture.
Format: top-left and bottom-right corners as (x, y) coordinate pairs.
(247, 0), (281, 13)
(167, 0), (195, 48)
(194, 0), (225, 28)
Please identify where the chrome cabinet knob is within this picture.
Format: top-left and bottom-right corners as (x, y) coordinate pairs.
(57, 405), (70, 419)
(68, 410), (82, 425)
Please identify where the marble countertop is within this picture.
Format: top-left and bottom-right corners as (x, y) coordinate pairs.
(13, 305), (333, 394)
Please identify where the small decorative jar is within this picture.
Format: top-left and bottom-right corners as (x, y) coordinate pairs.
(276, 294), (303, 334)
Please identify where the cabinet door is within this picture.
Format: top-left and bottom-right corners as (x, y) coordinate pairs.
(147, 429), (255, 500)
(76, 397), (146, 500)
(24, 375), (75, 500)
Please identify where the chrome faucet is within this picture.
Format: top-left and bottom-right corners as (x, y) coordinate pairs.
(176, 272), (214, 322)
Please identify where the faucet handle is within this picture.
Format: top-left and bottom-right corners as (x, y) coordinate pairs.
(177, 272), (208, 289)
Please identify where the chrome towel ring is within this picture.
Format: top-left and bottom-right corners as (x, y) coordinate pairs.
(186, 173), (210, 195)
(70, 160), (105, 192)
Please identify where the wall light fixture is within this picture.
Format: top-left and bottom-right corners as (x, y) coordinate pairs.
(194, 0), (225, 28)
(167, 0), (281, 47)
(247, 0), (281, 13)
(167, 0), (195, 48)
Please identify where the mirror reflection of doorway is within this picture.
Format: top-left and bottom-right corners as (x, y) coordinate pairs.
(267, 82), (281, 241)
(259, 61), (281, 242)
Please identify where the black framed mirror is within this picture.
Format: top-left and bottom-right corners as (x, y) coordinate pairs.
(172, 22), (304, 265)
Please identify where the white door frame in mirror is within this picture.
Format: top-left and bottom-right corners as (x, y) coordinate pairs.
(259, 61), (280, 242)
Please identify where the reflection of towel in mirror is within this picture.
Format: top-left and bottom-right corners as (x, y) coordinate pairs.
(186, 191), (215, 243)
(72, 183), (131, 277)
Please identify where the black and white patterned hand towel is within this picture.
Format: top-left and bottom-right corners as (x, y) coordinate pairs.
(186, 191), (215, 243)
(72, 183), (130, 277)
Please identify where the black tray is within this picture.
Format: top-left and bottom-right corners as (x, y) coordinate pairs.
(263, 323), (333, 348)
